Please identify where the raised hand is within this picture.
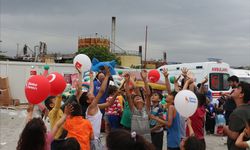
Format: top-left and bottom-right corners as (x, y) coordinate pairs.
(27, 104), (34, 113)
(201, 75), (208, 84)
(130, 73), (137, 81)
(186, 118), (192, 126)
(26, 104), (34, 123)
(140, 70), (148, 81)
(243, 128), (249, 137)
(64, 104), (73, 116)
(123, 73), (131, 93)
(89, 71), (94, 80)
(181, 67), (189, 77)
(174, 75), (181, 83)
(123, 73), (130, 82)
(104, 66), (111, 77)
(162, 68), (169, 78)
(186, 77), (194, 84)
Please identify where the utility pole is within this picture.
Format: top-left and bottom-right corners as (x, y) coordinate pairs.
(163, 51), (167, 64)
(16, 43), (19, 57)
(0, 40), (2, 54)
(111, 16), (116, 53)
(144, 25), (148, 69)
(139, 46), (143, 68)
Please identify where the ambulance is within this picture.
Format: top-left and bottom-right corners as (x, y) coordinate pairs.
(157, 61), (232, 100)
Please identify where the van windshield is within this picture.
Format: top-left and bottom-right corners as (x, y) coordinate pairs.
(209, 73), (230, 91)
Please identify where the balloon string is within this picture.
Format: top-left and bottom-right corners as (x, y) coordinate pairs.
(43, 70), (48, 77)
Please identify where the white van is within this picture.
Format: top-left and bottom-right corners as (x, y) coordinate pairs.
(157, 61), (232, 100)
(230, 69), (250, 83)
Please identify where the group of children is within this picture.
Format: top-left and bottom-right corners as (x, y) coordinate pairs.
(16, 65), (250, 150)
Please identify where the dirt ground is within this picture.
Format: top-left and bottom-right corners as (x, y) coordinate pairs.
(0, 107), (227, 150)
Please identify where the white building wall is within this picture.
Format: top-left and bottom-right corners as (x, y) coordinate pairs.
(0, 61), (75, 103)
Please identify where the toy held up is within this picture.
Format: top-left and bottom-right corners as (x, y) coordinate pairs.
(73, 54), (92, 72)
(91, 58), (116, 75)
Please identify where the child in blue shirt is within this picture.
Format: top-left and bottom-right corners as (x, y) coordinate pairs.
(150, 93), (164, 150)
(205, 98), (216, 134)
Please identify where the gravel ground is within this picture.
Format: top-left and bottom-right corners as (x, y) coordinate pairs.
(0, 107), (227, 150)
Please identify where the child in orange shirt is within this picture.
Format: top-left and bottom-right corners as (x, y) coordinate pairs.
(64, 101), (94, 150)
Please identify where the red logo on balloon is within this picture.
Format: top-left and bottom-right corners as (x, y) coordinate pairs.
(47, 72), (67, 96)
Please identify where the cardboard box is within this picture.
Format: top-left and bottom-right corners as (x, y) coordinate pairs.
(0, 97), (12, 106)
(0, 77), (9, 89)
(0, 89), (11, 98)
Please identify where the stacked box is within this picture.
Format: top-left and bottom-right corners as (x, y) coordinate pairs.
(0, 77), (9, 89)
(0, 77), (12, 106)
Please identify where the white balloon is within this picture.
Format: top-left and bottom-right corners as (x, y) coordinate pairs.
(73, 54), (92, 72)
(174, 90), (198, 118)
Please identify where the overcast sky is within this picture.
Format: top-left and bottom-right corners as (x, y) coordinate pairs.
(1, 0), (250, 66)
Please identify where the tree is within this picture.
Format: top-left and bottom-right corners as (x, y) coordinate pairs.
(78, 46), (121, 65)
(0, 51), (7, 61)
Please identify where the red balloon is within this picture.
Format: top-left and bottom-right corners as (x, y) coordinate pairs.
(148, 69), (160, 83)
(25, 75), (50, 104)
(47, 72), (66, 96)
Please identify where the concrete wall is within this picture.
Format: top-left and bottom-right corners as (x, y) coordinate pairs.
(0, 61), (75, 103)
(117, 55), (141, 68)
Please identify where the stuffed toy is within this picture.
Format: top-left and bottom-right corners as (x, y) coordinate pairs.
(91, 58), (116, 75)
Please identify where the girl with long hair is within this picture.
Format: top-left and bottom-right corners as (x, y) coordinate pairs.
(17, 104), (72, 150)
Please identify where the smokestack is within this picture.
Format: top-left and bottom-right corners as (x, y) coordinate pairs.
(163, 52), (167, 62)
(111, 16), (116, 53)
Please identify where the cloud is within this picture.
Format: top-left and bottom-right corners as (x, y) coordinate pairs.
(1, 0), (250, 66)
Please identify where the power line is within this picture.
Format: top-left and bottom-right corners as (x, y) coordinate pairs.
(109, 41), (126, 53)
